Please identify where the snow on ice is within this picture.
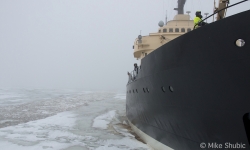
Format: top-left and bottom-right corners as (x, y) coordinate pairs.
(0, 89), (151, 150)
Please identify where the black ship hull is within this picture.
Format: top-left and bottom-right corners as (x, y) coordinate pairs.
(126, 10), (250, 150)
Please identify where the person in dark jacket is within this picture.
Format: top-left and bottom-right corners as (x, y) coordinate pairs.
(134, 63), (138, 74)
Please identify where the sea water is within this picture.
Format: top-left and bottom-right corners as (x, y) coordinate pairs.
(0, 89), (151, 150)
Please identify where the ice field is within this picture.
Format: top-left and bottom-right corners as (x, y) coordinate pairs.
(0, 89), (151, 150)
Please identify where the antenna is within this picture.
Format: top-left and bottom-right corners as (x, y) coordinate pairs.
(213, 0), (216, 22)
(165, 10), (168, 25)
(186, 11), (191, 25)
(204, 13), (209, 22)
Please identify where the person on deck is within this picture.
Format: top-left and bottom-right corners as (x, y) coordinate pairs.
(194, 11), (207, 29)
(134, 63), (138, 75)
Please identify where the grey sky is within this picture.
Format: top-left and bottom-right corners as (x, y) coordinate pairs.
(0, 0), (249, 90)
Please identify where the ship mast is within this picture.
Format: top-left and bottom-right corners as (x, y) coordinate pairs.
(215, 0), (230, 20)
(175, 0), (186, 14)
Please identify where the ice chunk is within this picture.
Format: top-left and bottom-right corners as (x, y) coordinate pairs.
(92, 110), (116, 129)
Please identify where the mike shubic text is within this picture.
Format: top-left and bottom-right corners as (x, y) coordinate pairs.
(200, 142), (246, 149)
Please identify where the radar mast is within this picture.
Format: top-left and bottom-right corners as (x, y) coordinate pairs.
(174, 0), (186, 14)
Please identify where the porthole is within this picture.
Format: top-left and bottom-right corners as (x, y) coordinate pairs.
(161, 86), (166, 92)
(146, 88), (149, 93)
(143, 88), (145, 93)
(136, 89), (138, 93)
(169, 86), (174, 92)
(236, 39), (245, 47)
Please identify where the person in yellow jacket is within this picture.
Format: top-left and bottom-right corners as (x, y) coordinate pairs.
(194, 11), (207, 29)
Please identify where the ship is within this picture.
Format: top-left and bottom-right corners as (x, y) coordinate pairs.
(126, 0), (250, 149)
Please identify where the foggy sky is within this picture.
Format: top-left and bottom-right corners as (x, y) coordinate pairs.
(0, 0), (249, 91)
